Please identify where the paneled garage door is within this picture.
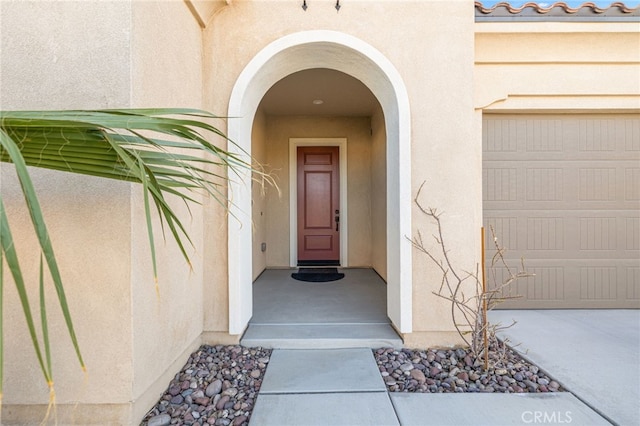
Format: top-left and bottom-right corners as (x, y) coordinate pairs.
(483, 114), (640, 308)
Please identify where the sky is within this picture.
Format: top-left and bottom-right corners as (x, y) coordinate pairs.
(479, 1), (640, 7)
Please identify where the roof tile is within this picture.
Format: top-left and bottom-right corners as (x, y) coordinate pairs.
(475, 2), (640, 20)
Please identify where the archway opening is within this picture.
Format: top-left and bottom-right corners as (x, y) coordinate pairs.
(227, 30), (412, 335)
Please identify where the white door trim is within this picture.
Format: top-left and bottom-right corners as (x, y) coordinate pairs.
(289, 138), (348, 268)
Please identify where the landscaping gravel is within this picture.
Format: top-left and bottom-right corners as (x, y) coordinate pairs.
(141, 345), (271, 426)
(374, 343), (563, 394)
(142, 341), (561, 425)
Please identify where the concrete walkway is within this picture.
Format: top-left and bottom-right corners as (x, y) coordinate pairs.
(251, 348), (398, 425)
(249, 309), (640, 425)
(250, 347), (609, 425)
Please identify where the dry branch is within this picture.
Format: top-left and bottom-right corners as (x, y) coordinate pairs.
(411, 181), (533, 370)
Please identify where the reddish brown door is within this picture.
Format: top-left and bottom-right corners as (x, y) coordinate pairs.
(297, 146), (340, 264)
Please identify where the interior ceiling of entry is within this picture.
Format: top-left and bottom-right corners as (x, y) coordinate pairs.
(259, 68), (380, 116)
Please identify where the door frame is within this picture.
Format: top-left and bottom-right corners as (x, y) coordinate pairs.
(289, 138), (348, 267)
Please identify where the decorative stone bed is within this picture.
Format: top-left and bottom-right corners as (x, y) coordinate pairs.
(373, 344), (563, 394)
(141, 346), (272, 426)
(141, 343), (561, 425)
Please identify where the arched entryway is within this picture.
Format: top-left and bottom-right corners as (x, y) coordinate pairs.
(227, 30), (412, 335)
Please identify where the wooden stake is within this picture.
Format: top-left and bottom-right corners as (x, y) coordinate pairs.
(481, 227), (489, 371)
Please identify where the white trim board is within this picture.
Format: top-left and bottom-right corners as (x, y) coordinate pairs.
(289, 138), (348, 268)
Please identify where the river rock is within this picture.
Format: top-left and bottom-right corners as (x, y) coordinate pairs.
(206, 379), (223, 397)
(147, 414), (171, 426)
(410, 369), (426, 384)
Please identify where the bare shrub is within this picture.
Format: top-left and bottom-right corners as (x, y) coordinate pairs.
(411, 182), (533, 370)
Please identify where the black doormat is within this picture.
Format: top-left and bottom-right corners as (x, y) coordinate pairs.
(291, 267), (345, 282)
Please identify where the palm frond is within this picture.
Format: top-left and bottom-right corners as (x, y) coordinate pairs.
(0, 108), (272, 394)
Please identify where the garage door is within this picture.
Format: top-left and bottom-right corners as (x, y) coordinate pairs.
(483, 114), (640, 309)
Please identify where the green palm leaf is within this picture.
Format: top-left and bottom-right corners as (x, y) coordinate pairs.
(0, 108), (271, 396)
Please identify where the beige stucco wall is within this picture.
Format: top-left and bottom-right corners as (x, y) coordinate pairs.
(1, 0), (211, 423)
(129, 1), (207, 421)
(370, 106), (387, 280)
(252, 108), (268, 279)
(203, 0), (480, 345)
(402, 2), (479, 347)
(0, 0), (136, 423)
(475, 22), (640, 112)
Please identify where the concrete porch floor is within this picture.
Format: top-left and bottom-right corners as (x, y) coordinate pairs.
(240, 268), (403, 349)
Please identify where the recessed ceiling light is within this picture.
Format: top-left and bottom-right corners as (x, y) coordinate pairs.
(312, 99), (324, 105)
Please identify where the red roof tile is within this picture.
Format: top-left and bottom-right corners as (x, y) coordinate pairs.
(475, 2), (639, 19)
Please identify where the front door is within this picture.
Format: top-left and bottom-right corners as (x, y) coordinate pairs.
(297, 146), (340, 265)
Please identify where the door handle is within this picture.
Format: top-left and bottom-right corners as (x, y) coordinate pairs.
(335, 210), (340, 231)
